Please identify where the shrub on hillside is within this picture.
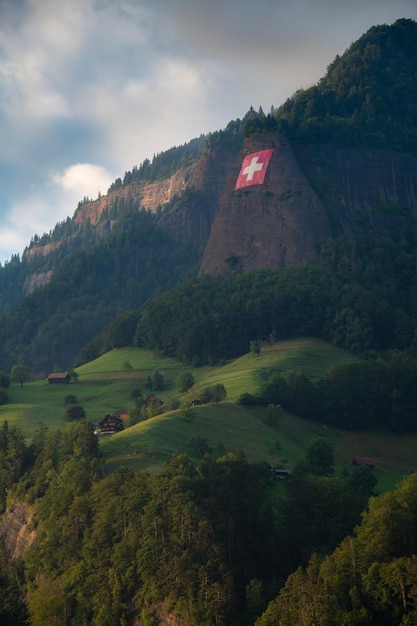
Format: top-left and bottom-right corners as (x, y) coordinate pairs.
(64, 404), (86, 421)
(0, 389), (8, 406)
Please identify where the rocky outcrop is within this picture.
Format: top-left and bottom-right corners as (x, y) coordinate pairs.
(24, 240), (61, 261)
(0, 501), (36, 560)
(23, 270), (54, 296)
(158, 145), (238, 245)
(199, 136), (417, 277)
(135, 603), (184, 626)
(72, 145), (239, 248)
(296, 144), (417, 238)
(73, 167), (194, 227)
(199, 134), (332, 276)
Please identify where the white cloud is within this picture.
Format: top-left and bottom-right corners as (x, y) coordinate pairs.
(0, 0), (88, 120)
(0, 225), (28, 263)
(0, 197), (58, 264)
(80, 56), (216, 173)
(0, 162), (113, 264)
(52, 163), (113, 200)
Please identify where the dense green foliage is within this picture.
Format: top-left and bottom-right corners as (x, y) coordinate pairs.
(257, 471), (417, 626)
(176, 371), (195, 394)
(0, 422), (29, 512)
(3, 416), (413, 624)
(0, 254), (28, 313)
(124, 236), (417, 367)
(253, 351), (417, 433)
(276, 18), (417, 151)
(0, 420), (377, 625)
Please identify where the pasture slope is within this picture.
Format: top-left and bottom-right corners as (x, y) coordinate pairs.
(0, 338), (413, 491)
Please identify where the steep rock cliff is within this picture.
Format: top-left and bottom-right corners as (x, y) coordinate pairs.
(23, 143), (240, 267)
(199, 136), (417, 277)
(0, 501), (36, 560)
(296, 144), (417, 238)
(73, 167), (193, 227)
(158, 145), (238, 245)
(21, 132), (417, 280)
(24, 240), (62, 262)
(23, 270), (54, 296)
(199, 134), (333, 276)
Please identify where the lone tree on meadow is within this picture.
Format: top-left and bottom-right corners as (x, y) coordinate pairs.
(11, 364), (30, 388)
(306, 437), (335, 476)
(201, 384), (227, 404)
(176, 372), (195, 394)
(146, 370), (164, 391)
(250, 339), (261, 357)
(64, 404), (86, 421)
(64, 394), (78, 406)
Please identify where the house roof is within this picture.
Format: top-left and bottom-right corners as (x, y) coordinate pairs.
(99, 414), (123, 427)
(352, 456), (375, 467)
(111, 409), (128, 419)
(47, 372), (69, 379)
(145, 394), (163, 406)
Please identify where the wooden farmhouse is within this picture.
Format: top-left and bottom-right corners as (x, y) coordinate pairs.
(265, 462), (292, 480)
(145, 394), (163, 408)
(47, 372), (70, 384)
(96, 414), (124, 435)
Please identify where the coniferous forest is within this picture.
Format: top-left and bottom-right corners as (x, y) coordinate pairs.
(0, 419), (391, 625)
(2, 418), (417, 625)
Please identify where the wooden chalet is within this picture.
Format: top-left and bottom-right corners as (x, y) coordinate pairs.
(265, 462), (292, 480)
(352, 456), (376, 469)
(96, 413), (124, 435)
(47, 372), (70, 384)
(145, 394), (163, 407)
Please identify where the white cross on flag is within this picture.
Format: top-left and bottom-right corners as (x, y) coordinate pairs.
(235, 149), (274, 190)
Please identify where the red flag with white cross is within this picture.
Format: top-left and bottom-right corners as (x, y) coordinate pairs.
(235, 149), (274, 190)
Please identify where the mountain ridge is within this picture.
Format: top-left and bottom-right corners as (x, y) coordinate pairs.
(20, 18), (417, 275)
(1, 18), (417, 373)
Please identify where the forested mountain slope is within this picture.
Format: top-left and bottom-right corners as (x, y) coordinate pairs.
(0, 19), (416, 374)
(257, 471), (417, 625)
(200, 18), (417, 275)
(0, 420), (379, 625)
(0, 414), (416, 625)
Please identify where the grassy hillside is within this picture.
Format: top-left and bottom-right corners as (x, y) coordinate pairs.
(0, 339), (413, 491)
(0, 338), (350, 434)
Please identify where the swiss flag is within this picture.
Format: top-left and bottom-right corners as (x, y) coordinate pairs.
(235, 149), (274, 190)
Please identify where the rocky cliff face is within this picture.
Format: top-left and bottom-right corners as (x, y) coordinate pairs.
(0, 501), (36, 560)
(296, 144), (417, 238)
(199, 136), (417, 276)
(73, 167), (193, 227)
(158, 145), (238, 245)
(23, 270), (54, 296)
(23, 132), (417, 280)
(24, 240), (62, 262)
(199, 134), (333, 276)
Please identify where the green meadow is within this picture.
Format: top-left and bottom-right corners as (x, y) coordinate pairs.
(0, 339), (414, 491)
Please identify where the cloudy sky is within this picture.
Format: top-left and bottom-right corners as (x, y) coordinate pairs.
(0, 0), (416, 264)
